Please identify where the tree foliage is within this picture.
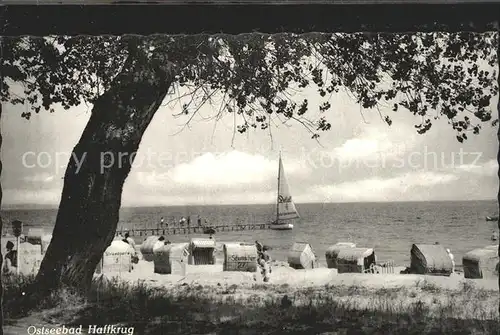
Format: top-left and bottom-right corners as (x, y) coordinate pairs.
(2, 32), (498, 142)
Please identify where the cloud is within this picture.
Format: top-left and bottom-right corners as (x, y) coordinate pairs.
(311, 171), (459, 202)
(132, 150), (309, 190)
(3, 87), (497, 207)
(4, 188), (61, 206)
(169, 151), (276, 186)
(331, 126), (418, 162)
(455, 159), (497, 176)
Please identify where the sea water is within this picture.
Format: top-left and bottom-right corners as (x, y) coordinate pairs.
(2, 200), (498, 267)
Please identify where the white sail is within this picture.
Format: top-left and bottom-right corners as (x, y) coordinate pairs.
(277, 156), (300, 221)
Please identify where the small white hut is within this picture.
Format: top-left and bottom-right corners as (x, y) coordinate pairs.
(17, 242), (43, 276)
(223, 242), (258, 272)
(410, 244), (453, 276)
(140, 236), (161, 261)
(188, 238), (216, 265)
(287, 242), (316, 269)
(336, 247), (376, 273)
(153, 243), (189, 275)
(325, 242), (356, 269)
(463, 247), (499, 279)
(25, 228), (47, 245)
(95, 240), (135, 275)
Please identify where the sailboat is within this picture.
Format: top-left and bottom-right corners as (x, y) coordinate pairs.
(270, 153), (300, 230)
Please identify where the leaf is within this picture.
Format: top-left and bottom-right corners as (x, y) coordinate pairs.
(2, 32), (497, 143)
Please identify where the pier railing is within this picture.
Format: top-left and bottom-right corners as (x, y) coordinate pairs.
(115, 223), (273, 237)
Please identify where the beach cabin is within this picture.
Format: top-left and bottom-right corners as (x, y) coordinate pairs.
(113, 234), (124, 241)
(25, 228), (46, 245)
(410, 244), (453, 276)
(18, 242), (43, 276)
(153, 243), (189, 275)
(336, 247), (376, 273)
(462, 247), (499, 279)
(223, 242), (258, 272)
(24, 229), (52, 252)
(189, 238), (216, 265)
(287, 242), (317, 269)
(140, 236), (161, 261)
(1, 239), (43, 275)
(95, 240), (134, 275)
(325, 242), (356, 269)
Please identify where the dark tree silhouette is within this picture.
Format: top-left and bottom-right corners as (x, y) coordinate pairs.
(1, 33), (498, 296)
(0, 100), (3, 332)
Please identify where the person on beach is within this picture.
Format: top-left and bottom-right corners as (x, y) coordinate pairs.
(257, 246), (272, 282)
(255, 241), (264, 262)
(179, 217), (186, 226)
(259, 254), (272, 282)
(122, 233), (139, 264)
(153, 236), (166, 252)
(197, 215), (202, 227)
(160, 217), (164, 227)
(123, 233), (136, 250)
(262, 246), (271, 263)
(187, 216), (191, 227)
(447, 248), (455, 273)
(491, 230), (498, 241)
(255, 240), (263, 253)
(3, 241), (17, 274)
(259, 259), (270, 282)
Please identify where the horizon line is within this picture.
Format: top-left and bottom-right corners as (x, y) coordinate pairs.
(1, 198), (496, 210)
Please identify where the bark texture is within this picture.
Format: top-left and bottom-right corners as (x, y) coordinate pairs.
(0, 96), (4, 335)
(497, 31), (500, 316)
(34, 49), (175, 294)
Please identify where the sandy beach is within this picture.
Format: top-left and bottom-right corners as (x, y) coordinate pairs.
(108, 256), (497, 292)
(89, 240), (499, 322)
(4, 241), (498, 335)
(97, 241), (498, 290)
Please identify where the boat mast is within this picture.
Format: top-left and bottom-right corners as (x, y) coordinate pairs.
(276, 151), (281, 223)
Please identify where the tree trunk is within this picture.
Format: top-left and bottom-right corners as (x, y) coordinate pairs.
(0, 95), (4, 335)
(33, 49), (175, 294)
(497, 29), (500, 316)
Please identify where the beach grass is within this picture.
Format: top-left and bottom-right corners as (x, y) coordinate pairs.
(3, 274), (499, 334)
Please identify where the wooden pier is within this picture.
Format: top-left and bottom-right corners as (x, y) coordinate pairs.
(115, 223), (272, 237)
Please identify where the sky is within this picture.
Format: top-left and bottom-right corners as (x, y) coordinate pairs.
(2, 83), (498, 208)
